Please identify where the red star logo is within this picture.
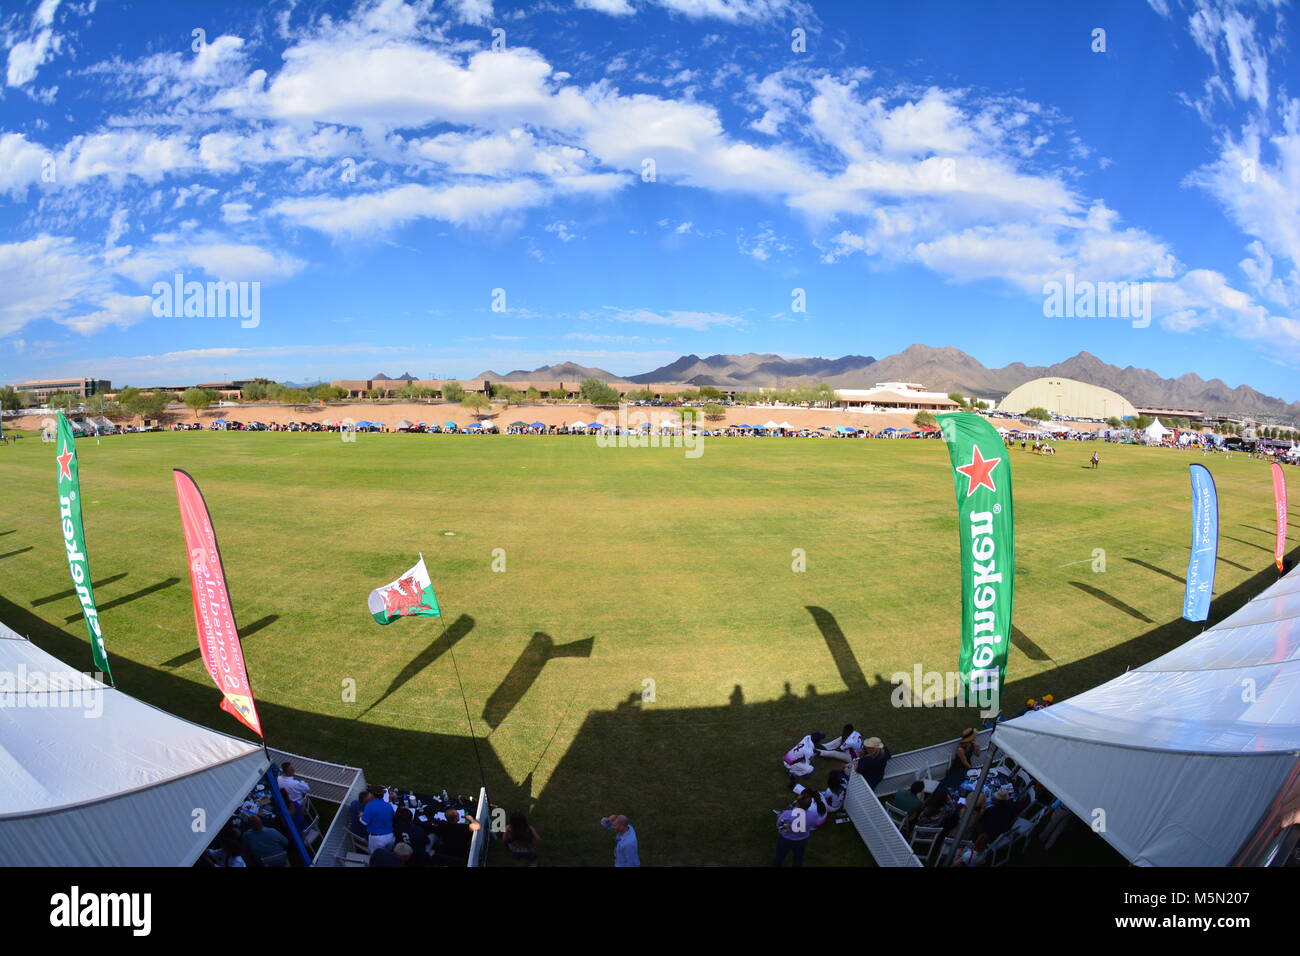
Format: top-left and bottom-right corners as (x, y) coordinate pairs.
(56, 444), (74, 481)
(955, 445), (1001, 497)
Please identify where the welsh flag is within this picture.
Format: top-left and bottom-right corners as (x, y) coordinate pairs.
(369, 554), (441, 625)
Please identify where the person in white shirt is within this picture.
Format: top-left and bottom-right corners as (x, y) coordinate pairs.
(793, 769), (848, 816)
(278, 763), (311, 805)
(782, 732), (825, 780)
(817, 724), (863, 764)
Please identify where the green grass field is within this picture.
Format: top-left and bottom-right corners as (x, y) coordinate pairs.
(0, 429), (1292, 865)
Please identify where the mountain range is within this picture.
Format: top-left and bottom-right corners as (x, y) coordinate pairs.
(470, 344), (1300, 422)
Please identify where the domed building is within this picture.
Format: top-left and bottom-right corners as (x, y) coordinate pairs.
(998, 377), (1137, 421)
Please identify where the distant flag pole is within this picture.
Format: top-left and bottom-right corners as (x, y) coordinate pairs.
(55, 411), (113, 685)
(173, 468), (264, 738)
(1272, 462), (1287, 573)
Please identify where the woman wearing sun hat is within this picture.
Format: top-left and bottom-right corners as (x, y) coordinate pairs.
(940, 727), (981, 789)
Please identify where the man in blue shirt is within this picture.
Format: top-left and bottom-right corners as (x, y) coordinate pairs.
(361, 792), (397, 853)
(599, 814), (640, 867)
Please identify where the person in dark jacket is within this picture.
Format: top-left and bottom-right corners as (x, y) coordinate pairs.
(854, 736), (891, 789)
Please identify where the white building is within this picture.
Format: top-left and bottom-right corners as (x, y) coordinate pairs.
(835, 383), (961, 412)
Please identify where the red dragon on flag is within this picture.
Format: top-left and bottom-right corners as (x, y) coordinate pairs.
(368, 555), (442, 626)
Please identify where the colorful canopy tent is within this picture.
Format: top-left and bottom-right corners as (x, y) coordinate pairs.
(993, 564), (1300, 866)
(0, 623), (269, 866)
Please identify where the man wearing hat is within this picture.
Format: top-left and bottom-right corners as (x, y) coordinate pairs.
(975, 787), (1018, 852)
(854, 737), (892, 790)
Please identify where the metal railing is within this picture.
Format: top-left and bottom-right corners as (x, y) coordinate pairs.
(843, 774), (922, 866)
(467, 787), (491, 867)
(267, 747), (368, 867)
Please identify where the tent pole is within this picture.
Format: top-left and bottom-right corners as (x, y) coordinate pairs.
(942, 727), (997, 866)
(264, 763), (313, 867)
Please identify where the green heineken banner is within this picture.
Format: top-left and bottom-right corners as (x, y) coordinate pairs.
(55, 412), (112, 680)
(938, 412), (1014, 712)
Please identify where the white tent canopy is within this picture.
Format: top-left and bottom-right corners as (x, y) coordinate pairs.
(0, 625), (268, 866)
(1143, 417), (1171, 441)
(995, 565), (1300, 866)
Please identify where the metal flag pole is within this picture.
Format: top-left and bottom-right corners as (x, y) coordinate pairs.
(422, 549), (488, 796)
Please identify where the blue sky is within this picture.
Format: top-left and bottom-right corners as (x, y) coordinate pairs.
(2, 0), (1298, 397)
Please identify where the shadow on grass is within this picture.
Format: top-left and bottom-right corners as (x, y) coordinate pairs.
(1068, 581), (1154, 623)
(65, 577), (180, 623)
(1, 547), (34, 561)
(0, 591), (527, 816)
(1124, 556), (1184, 585)
(483, 632), (594, 730)
(1224, 535), (1273, 555)
(805, 606), (866, 690)
(1010, 625), (1053, 662)
(32, 572), (129, 606)
(361, 613), (476, 717)
(531, 552), (1300, 865)
(160, 614), (278, 669)
(0, 548), (1294, 867)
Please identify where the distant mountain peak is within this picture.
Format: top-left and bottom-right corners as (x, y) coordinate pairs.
(456, 345), (1299, 423)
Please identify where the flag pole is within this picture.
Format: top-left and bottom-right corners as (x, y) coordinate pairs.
(447, 638), (489, 796)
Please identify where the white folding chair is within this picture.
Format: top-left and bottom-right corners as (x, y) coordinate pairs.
(986, 831), (1015, 867)
(348, 830), (369, 854)
(909, 825), (944, 862)
(885, 801), (911, 829)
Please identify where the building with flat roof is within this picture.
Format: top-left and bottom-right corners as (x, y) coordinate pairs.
(11, 378), (111, 402)
(1135, 405), (1205, 420)
(835, 383), (960, 412)
(329, 378), (491, 398)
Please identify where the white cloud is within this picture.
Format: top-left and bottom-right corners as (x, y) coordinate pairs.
(0, 231), (304, 338)
(7, 29), (56, 87)
(585, 0), (806, 23)
(576, 0), (636, 14)
(61, 293), (154, 335)
(0, 133), (52, 197)
(274, 181), (548, 235)
(0, 236), (99, 336)
(5, 0), (66, 87)
(221, 202), (254, 224)
(452, 0), (494, 23)
(602, 307), (744, 330)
